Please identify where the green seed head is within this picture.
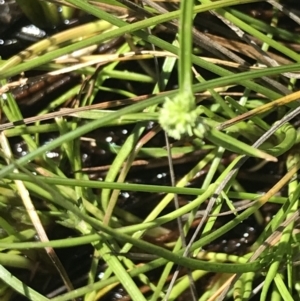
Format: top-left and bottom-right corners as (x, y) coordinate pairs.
(159, 96), (199, 140)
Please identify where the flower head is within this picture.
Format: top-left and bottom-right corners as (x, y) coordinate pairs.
(159, 95), (200, 140)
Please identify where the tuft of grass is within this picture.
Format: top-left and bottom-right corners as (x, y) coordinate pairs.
(1, 0), (300, 300)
